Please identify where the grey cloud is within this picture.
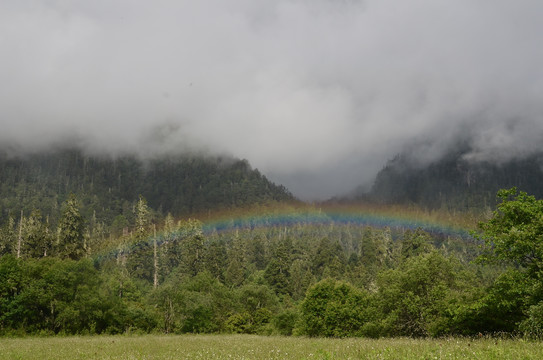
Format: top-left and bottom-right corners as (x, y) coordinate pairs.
(1, 0), (542, 200)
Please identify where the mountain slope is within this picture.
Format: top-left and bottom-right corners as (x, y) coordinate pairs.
(363, 150), (543, 211)
(0, 147), (294, 226)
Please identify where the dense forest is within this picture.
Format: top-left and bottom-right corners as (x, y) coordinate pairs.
(0, 147), (294, 232)
(363, 149), (543, 212)
(2, 146), (543, 338)
(2, 187), (543, 338)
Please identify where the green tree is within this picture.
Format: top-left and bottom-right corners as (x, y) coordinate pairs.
(125, 238), (154, 282)
(163, 213), (175, 234)
(289, 259), (313, 301)
(0, 255), (23, 332)
(299, 278), (372, 337)
(178, 219), (205, 276)
(125, 196), (155, 282)
(0, 257), (110, 334)
(151, 271), (233, 334)
(110, 214), (129, 237)
(359, 227), (392, 275)
(57, 195), (85, 260)
(0, 215), (16, 256)
(312, 237), (345, 278)
(225, 234), (247, 287)
(99, 264), (158, 333)
(375, 251), (474, 337)
(246, 235), (267, 270)
(21, 210), (52, 258)
(226, 284), (278, 334)
(476, 188), (543, 336)
(134, 195), (150, 240)
(478, 187), (543, 276)
(264, 238), (292, 294)
(470, 269), (533, 334)
(203, 239), (227, 281)
(400, 228), (433, 259)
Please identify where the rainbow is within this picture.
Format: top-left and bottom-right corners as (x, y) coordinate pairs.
(199, 203), (475, 239)
(92, 203), (477, 262)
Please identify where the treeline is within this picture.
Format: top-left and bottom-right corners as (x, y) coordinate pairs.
(0, 147), (294, 230)
(2, 189), (543, 337)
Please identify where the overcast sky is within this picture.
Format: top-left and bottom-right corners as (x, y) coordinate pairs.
(1, 0), (543, 200)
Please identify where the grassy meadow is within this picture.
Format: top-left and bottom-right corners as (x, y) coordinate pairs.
(1, 334), (542, 360)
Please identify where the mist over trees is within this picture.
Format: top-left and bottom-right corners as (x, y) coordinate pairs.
(3, 1), (543, 200)
(0, 147), (294, 230)
(2, 144), (543, 338)
(362, 148), (543, 212)
(2, 0), (543, 341)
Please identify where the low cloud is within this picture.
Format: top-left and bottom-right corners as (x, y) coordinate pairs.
(1, 0), (542, 199)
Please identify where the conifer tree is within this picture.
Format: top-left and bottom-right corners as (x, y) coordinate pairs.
(264, 237), (292, 294)
(57, 195), (85, 260)
(163, 213), (175, 235)
(178, 219), (205, 276)
(22, 210), (51, 258)
(204, 239), (227, 281)
(0, 215), (16, 256)
(134, 195), (150, 240)
(125, 196), (154, 281)
(225, 233), (247, 287)
(400, 228), (433, 259)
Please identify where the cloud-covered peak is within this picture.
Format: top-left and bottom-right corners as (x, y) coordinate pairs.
(1, 1), (542, 199)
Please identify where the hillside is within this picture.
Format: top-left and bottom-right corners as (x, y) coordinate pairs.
(363, 149), (543, 211)
(0, 147), (294, 227)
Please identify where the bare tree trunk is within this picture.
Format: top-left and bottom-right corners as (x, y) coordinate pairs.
(17, 210), (23, 258)
(153, 224), (159, 289)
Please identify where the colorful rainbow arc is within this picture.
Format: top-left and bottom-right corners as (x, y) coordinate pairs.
(92, 206), (475, 262)
(201, 209), (472, 238)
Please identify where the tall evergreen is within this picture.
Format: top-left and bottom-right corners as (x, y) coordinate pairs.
(0, 215), (15, 256)
(21, 210), (51, 258)
(134, 195), (150, 240)
(57, 195), (85, 260)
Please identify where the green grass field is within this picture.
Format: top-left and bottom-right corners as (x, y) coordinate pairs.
(1, 334), (542, 359)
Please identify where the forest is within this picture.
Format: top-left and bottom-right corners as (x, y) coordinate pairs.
(364, 148), (543, 211)
(2, 185), (543, 338)
(0, 147), (294, 228)
(2, 0), (542, 350)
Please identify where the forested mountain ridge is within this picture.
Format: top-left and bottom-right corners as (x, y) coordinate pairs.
(362, 149), (543, 211)
(0, 147), (294, 227)
(3, 146), (543, 338)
